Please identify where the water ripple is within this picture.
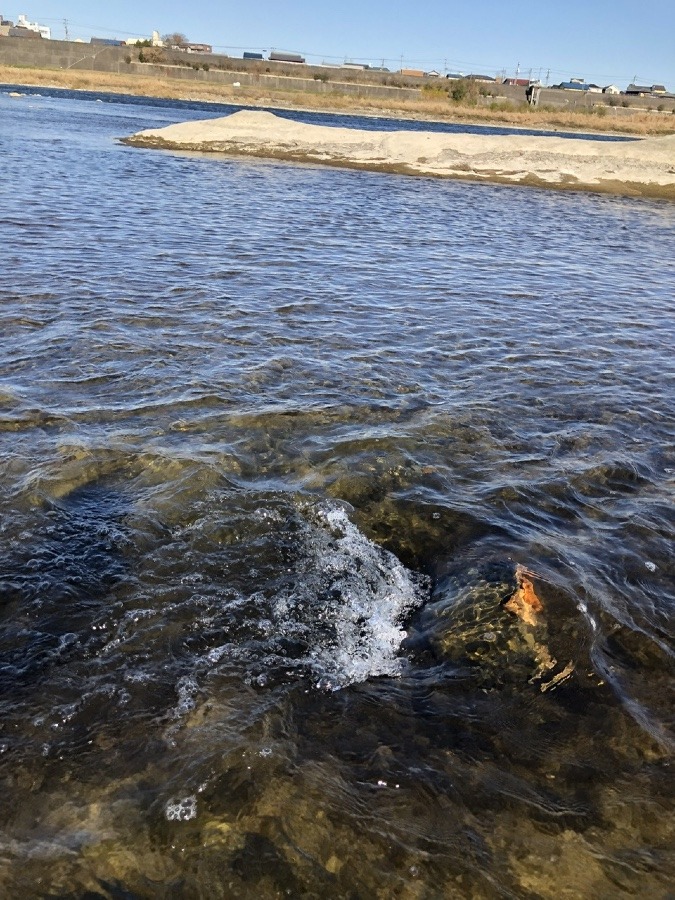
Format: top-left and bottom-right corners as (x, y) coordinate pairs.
(0, 89), (674, 899)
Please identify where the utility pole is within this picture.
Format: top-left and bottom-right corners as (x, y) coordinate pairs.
(515, 61), (520, 79)
(545, 68), (550, 85)
(63, 18), (69, 41)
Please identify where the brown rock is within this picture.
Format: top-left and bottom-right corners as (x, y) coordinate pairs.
(504, 565), (543, 626)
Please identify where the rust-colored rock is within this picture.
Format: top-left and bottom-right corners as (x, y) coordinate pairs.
(504, 564), (543, 626)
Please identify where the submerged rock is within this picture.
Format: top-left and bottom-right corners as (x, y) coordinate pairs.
(406, 560), (578, 692)
(504, 564), (544, 626)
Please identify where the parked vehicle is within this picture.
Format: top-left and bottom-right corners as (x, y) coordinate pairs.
(269, 51), (305, 64)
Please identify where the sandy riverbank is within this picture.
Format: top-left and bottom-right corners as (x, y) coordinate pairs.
(124, 110), (675, 200)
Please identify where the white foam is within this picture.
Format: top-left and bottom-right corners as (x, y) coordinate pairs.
(275, 502), (427, 690)
(165, 796), (197, 821)
(172, 675), (199, 718)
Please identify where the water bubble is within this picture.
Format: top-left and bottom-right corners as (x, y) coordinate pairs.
(165, 796), (197, 822)
(205, 646), (226, 665)
(172, 675), (199, 717)
(645, 561), (657, 572)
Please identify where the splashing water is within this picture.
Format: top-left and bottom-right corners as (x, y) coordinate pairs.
(278, 502), (429, 690)
(196, 500), (430, 693)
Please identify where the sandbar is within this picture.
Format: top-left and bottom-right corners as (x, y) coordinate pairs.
(124, 110), (675, 200)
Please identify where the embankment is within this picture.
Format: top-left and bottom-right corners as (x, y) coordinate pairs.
(2, 36), (675, 135)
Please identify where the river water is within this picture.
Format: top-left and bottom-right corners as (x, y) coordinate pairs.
(1, 89), (674, 898)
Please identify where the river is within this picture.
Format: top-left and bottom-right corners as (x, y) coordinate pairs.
(1, 88), (674, 898)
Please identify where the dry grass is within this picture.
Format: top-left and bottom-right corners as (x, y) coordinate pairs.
(2, 64), (674, 136)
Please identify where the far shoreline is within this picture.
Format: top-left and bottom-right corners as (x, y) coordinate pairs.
(2, 77), (639, 141)
(2, 64), (675, 139)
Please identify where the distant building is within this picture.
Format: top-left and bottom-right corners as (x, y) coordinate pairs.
(90, 37), (125, 46)
(425, 70), (441, 77)
(624, 83), (670, 96)
(8, 25), (42, 38)
(400, 68), (425, 77)
(466, 74), (496, 82)
(14, 13), (50, 38)
(556, 81), (589, 90)
(184, 43), (212, 54)
(558, 81), (602, 93)
(243, 51), (264, 60)
(626, 84), (653, 96)
(445, 73), (465, 80)
(603, 84), (620, 94)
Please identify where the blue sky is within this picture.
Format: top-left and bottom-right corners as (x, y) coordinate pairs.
(11, 1), (675, 89)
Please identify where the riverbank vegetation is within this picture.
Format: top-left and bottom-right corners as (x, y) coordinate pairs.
(2, 64), (674, 136)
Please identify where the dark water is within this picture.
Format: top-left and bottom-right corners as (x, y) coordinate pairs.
(1, 91), (674, 898)
(2, 82), (638, 141)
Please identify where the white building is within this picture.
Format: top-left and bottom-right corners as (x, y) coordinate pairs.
(16, 13), (50, 39)
(123, 30), (163, 47)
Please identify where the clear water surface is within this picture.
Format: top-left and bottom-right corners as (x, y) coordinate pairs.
(0, 89), (673, 898)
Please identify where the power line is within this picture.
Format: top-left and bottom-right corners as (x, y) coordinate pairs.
(20, 16), (673, 84)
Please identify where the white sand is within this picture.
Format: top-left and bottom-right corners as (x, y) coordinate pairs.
(126, 110), (675, 198)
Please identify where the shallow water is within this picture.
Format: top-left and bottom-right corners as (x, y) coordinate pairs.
(0, 90), (674, 898)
